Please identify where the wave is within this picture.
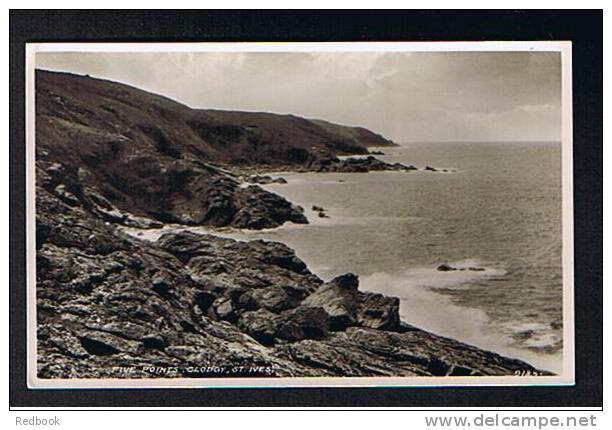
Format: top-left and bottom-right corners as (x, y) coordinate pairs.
(359, 262), (563, 374)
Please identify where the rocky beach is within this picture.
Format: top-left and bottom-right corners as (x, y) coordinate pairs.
(35, 70), (546, 379)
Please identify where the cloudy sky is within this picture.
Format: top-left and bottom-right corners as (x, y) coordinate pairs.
(37, 51), (561, 142)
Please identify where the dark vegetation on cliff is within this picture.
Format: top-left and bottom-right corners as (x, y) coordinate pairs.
(35, 70), (545, 379)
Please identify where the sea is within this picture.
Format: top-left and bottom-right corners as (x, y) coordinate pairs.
(226, 141), (564, 373)
(131, 141), (564, 373)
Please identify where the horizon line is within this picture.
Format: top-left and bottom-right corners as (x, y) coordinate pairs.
(397, 139), (562, 144)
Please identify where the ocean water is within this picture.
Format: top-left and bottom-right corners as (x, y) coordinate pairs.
(222, 141), (564, 373)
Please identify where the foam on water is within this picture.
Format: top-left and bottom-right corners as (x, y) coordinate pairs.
(361, 267), (491, 340)
(360, 265), (563, 374)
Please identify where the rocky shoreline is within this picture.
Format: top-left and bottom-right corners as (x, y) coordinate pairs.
(37, 166), (548, 378)
(35, 69), (549, 379)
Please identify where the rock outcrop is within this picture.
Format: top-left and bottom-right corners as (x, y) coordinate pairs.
(246, 175), (288, 185)
(437, 263), (486, 272)
(307, 155), (417, 173)
(302, 274), (400, 331)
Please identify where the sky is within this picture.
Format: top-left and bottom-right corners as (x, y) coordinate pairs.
(36, 51), (562, 143)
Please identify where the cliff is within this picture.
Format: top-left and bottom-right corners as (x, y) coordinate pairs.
(36, 70), (399, 229)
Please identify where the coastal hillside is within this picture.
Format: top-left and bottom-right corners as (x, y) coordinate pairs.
(34, 70), (546, 380)
(36, 69), (395, 228)
(36, 69), (395, 166)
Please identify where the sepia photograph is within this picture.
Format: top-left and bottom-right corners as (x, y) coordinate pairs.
(25, 42), (574, 388)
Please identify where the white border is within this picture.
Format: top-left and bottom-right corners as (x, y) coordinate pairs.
(25, 41), (575, 389)
(30, 41), (568, 53)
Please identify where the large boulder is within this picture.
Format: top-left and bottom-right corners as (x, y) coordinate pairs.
(302, 274), (360, 331)
(302, 273), (401, 332)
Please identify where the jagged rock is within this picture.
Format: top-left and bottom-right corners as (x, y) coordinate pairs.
(212, 297), (236, 321)
(437, 263), (486, 272)
(44, 326), (89, 358)
(155, 231), (212, 256)
(155, 231), (321, 295)
(36, 197), (546, 379)
(250, 240), (310, 275)
(194, 291), (216, 312)
(53, 184), (80, 206)
(225, 184), (308, 229)
(396, 162), (417, 170)
(276, 327), (550, 377)
(141, 334), (167, 350)
(302, 283), (357, 331)
(330, 273), (359, 291)
(247, 175), (288, 185)
(239, 286), (302, 313)
(237, 309), (280, 346)
(357, 293), (401, 330)
(308, 155), (416, 173)
(276, 306), (330, 341)
(302, 274), (399, 331)
(86, 321), (148, 340)
(437, 263), (457, 272)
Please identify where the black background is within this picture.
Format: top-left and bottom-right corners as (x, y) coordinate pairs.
(9, 9), (602, 408)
